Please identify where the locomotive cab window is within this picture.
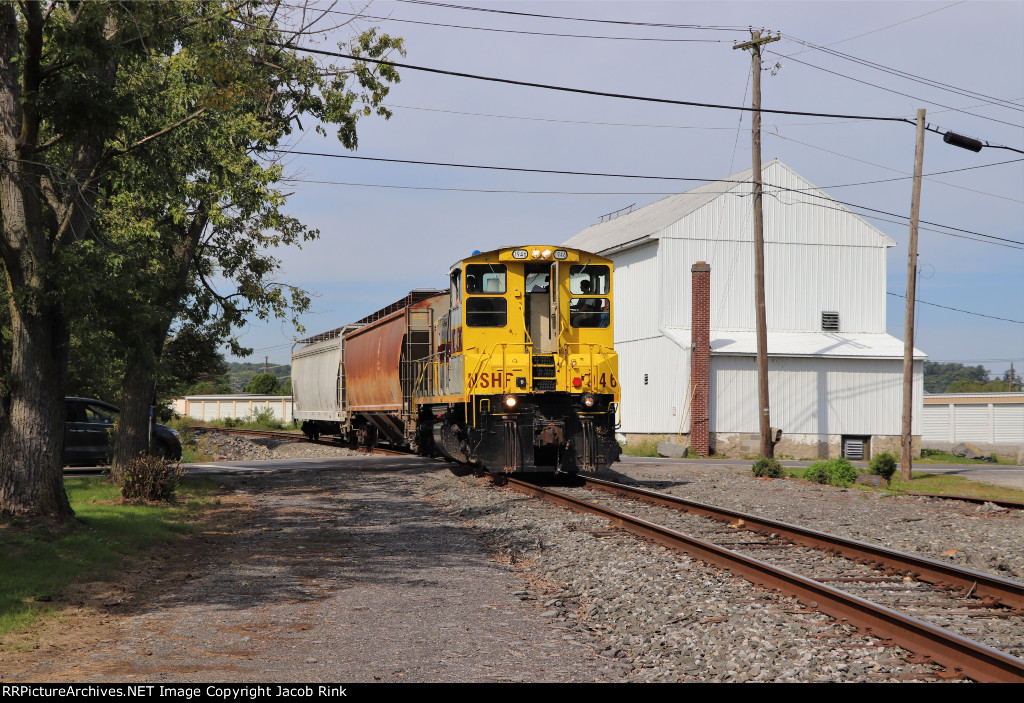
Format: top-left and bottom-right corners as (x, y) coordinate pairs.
(570, 297), (610, 328)
(466, 264), (506, 295)
(450, 268), (462, 308)
(569, 265), (610, 295)
(466, 297), (507, 327)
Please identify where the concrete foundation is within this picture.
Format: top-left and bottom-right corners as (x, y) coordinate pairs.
(621, 432), (921, 461)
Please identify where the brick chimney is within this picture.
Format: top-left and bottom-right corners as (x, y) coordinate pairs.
(690, 262), (711, 457)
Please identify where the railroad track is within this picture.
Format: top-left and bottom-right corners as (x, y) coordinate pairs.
(503, 475), (1024, 683)
(189, 426), (309, 442)
(189, 426), (418, 457)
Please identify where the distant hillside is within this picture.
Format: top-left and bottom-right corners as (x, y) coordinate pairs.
(225, 361), (291, 393)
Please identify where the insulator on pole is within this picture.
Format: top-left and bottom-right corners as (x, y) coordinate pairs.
(943, 131), (983, 152)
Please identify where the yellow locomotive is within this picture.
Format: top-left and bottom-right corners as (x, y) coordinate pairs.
(292, 245), (621, 473)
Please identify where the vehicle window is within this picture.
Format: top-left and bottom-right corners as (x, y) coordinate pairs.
(465, 297), (507, 327)
(569, 265), (610, 295)
(525, 270), (549, 293)
(83, 403), (117, 424)
(466, 264), (506, 295)
(450, 268), (462, 308)
(569, 298), (610, 328)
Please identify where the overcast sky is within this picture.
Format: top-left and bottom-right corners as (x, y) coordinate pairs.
(231, 0), (1023, 380)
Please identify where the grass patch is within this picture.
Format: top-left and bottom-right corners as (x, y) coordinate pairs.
(620, 437), (661, 457)
(916, 449), (1017, 466)
(884, 472), (1024, 503)
(176, 415), (300, 434)
(0, 476), (222, 635)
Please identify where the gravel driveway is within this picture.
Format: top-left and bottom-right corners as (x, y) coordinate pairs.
(4, 451), (1021, 683)
(4, 462), (623, 683)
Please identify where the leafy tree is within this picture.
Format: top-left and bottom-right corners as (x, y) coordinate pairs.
(1, 2), (183, 519)
(104, 5), (403, 476)
(946, 378), (1018, 393)
(245, 373), (280, 395)
(0, 2), (403, 518)
(923, 362), (988, 394)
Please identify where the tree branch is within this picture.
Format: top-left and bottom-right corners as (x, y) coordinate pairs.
(107, 107), (209, 159)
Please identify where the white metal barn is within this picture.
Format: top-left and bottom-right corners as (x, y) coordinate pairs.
(564, 159), (925, 460)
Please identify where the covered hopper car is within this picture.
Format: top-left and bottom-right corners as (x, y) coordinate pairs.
(291, 245), (621, 474)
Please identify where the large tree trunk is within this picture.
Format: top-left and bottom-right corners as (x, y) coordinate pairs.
(110, 212), (207, 474)
(0, 300), (73, 521)
(111, 325), (168, 477)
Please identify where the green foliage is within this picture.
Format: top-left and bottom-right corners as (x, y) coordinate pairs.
(120, 455), (186, 503)
(248, 406), (283, 430)
(244, 372), (280, 395)
(751, 456), (783, 478)
(868, 452), (898, 481)
(0, 476), (216, 634)
(803, 458), (859, 487)
(946, 378), (1018, 393)
(924, 362), (988, 393)
(620, 437), (660, 457)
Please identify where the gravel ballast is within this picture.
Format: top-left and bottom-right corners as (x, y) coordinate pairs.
(7, 443), (1020, 682)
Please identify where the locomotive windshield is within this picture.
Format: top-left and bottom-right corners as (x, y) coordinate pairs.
(466, 264), (506, 295)
(569, 265), (610, 295)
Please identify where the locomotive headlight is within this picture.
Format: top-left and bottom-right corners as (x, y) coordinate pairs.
(582, 394), (596, 408)
(531, 248), (541, 259)
(503, 394), (518, 409)
(541, 248), (552, 258)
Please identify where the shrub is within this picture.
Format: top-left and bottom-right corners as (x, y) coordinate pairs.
(803, 458), (858, 487)
(868, 451), (898, 481)
(121, 454), (185, 503)
(249, 406), (282, 429)
(751, 456), (783, 478)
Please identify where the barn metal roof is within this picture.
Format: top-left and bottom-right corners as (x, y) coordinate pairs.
(661, 327), (926, 360)
(563, 159), (895, 255)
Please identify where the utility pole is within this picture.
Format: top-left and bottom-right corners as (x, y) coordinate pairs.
(901, 109), (926, 482)
(735, 29), (780, 458)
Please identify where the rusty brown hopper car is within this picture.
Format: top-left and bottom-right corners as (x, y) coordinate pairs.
(291, 289), (447, 448)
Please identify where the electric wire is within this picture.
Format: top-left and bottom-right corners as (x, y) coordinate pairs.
(268, 148), (1024, 247)
(765, 50), (1024, 131)
(886, 292), (1024, 325)
(280, 41), (1024, 153)
(274, 41), (916, 124)
(781, 32), (1023, 113)
(277, 3), (728, 42)
(395, 0), (750, 32)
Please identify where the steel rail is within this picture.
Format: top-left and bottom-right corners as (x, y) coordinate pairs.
(583, 476), (1024, 611)
(190, 426), (308, 442)
(505, 476), (1024, 683)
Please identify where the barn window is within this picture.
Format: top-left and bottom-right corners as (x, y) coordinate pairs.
(821, 311), (840, 331)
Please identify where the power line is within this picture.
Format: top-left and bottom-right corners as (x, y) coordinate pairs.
(395, 0), (749, 32)
(271, 147), (1024, 248)
(781, 32), (1023, 114)
(819, 2), (967, 48)
(765, 50), (1024, 131)
(277, 41), (916, 124)
(887, 292), (1024, 324)
(278, 3), (728, 43)
(386, 98), (1024, 132)
(284, 42), (1024, 154)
